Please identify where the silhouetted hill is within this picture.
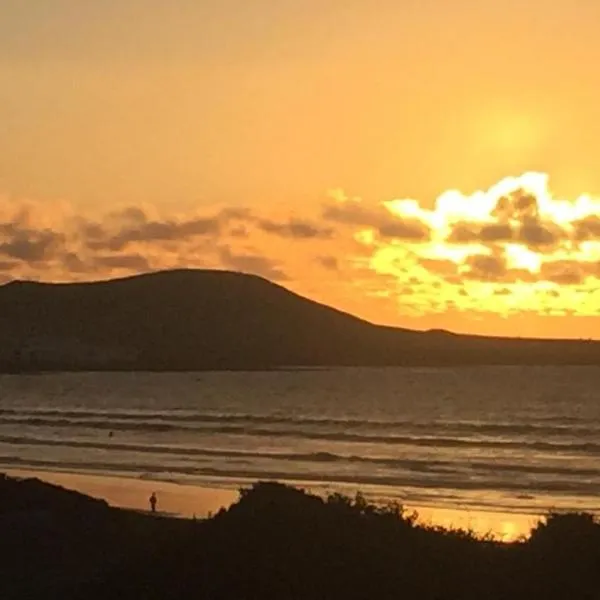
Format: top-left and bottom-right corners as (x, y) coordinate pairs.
(0, 473), (108, 515)
(0, 269), (598, 371)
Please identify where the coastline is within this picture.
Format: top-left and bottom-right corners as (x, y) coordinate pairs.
(5, 468), (538, 541)
(5, 469), (237, 519)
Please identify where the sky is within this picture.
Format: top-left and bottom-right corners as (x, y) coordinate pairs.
(1, 0), (600, 338)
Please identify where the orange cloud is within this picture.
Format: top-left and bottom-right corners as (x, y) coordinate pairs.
(351, 173), (600, 319)
(1, 173), (599, 332)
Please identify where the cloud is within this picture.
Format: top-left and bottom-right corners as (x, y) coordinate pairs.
(462, 253), (507, 280)
(1, 171), (599, 326)
(257, 218), (333, 239)
(492, 189), (539, 221)
(62, 252), (89, 274)
(318, 256), (339, 271)
(0, 259), (19, 272)
(540, 260), (599, 286)
(446, 219), (563, 249)
(81, 208), (332, 253)
(480, 224), (514, 242)
(84, 212), (224, 252)
(517, 222), (561, 248)
(574, 215), (600, 241)
(447, 224), (480, 243)
(323, 197), (430, 241)
(0, 199), (295, 282)
(0, 223), (65, 262)
(218, 247), (288, 281)
(377, 221), (430, 241)
(360, 172), (600, 318)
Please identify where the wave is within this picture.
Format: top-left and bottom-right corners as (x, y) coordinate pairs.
(2, 434), (600, 480)
(2, 453), (600, 499)
(0, 415), (599, 455)
(0, 407), (594, 438)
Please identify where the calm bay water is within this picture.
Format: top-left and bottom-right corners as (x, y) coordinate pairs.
(1, 366), (599, 515)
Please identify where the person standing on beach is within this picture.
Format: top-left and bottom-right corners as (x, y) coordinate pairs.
(149, 492), (157, 513)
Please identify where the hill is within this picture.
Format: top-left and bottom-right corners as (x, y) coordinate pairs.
(0, 269), (598, 371)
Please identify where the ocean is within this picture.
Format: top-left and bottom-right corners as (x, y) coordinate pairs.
(1, 366), (599, 516)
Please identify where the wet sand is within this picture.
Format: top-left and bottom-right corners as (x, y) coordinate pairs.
(5, 469), (237, 519)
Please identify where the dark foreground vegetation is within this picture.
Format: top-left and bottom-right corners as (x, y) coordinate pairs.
(0, 477), (600, 600)
(1, 269), (599, 371)
(2, 474), (600, 599)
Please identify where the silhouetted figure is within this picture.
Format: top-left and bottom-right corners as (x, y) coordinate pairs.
(108, 431), (113, 438)
(149, 492), (157, 513)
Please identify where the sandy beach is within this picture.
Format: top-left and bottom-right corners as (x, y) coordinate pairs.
(5, 469), (238, 519)
(5, 468), (538, 541)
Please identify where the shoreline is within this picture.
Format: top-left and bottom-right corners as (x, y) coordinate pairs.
(5, 468), (237, 519)
(2, 361), (600, 375)
(5, 468), (539, 541)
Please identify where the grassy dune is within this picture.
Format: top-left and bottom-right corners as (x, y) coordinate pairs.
(1, 475), (599, 599)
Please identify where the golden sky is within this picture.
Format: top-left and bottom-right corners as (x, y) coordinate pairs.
(1, 1), (599, 338)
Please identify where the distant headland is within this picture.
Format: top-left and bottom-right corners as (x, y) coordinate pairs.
(0, 269), (598, 372)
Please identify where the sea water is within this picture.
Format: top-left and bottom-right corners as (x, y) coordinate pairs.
(1, 366), (599, 516)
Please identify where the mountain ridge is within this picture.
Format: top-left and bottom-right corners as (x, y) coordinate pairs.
(0, 268), (597, 371)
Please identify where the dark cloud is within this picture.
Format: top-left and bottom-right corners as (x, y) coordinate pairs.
(105, 217), (223, 251)
(459, 257), (539, 284)
(465, 254), (507, 280)
(62, 252), (89, 274)
(480, 224), (514, 242)
(445, 188), (574, 251)
(377, 221), (429, 241)
(544, 268), (583, 285)
(574, 216), (600, 241)
(447, 219), (562, 250)
(513, 192), (538, 217)
(540, 260), (594, 285)
(322, 203), (376, 227)
(447, 224), (480, 243)
(0, 259), (19, 272)
(83, 208), (332, 252)
(492, 190), (539, 221)
(80, 222), (105, 241)
(0, 202), (329, 281)
(218, 247), (288, 281)
(323, 202), (430, 241)
(258, 218), (333, 239)
(0, 224), (64, 262)
(82, 207), (253, 252)
(517, 222), (559, 248)
(318, 256), (339, 271)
